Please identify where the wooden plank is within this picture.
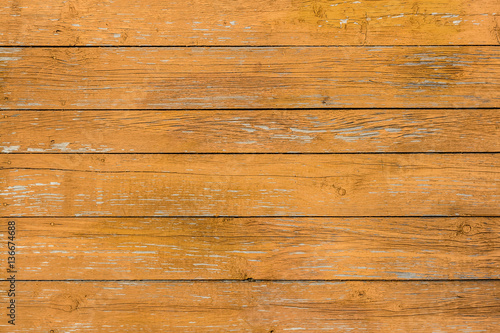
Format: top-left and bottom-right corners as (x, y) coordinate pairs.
(1, 281), (498, 332)
(2, 110), (500, 153)
(1, 0), (499, 46)
(6, 217), (499, 280)
(1, 47), (499, 109)
(0, 154), (498, 217)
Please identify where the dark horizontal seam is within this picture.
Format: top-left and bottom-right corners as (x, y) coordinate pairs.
(1, 45), (500, 48)
(2, 152), (500, 155)
(2, 215), (498, 219)
(3, 107), (500, 111)
(5, 278), (500, 283)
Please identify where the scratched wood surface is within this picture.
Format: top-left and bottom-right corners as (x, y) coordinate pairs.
(8, 217), (500, 280)
(0, 281), (498, 332)
(1, 154), (498, 217)
(1, 47), (500, 109)
(1, 110), (499, 153)
(1, 0), (499, 330)
(1, 0), (499, 46)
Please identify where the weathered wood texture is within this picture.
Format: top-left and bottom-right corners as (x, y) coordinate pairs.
(1, 154), (498, 217)
(7, 217), (499, 280)
(1, 281), (498, 332)
(1, 47), (499, 109)
(1, 0), (499, 331)
(1, 110), (499, 153)
(1, 0), (499, 46)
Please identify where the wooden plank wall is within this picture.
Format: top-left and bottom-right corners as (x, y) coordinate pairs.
(1, 0), (499, 331)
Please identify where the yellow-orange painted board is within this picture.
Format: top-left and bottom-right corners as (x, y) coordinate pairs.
(5, 217), (499, 280)
(1, 47), (499, 109)
(1, 0), (499, 46)
(0, 281), (498, 332)
(1, 154), (498, 217)
(1, 110), (499, 153)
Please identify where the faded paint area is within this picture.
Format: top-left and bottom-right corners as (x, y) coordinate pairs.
(0, 145), (20, 153)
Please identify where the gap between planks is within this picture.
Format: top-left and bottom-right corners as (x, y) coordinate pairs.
(6, 279), (500, 282)
(2, 45), (500, 48)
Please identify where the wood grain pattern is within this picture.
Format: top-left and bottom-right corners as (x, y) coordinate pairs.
(1, 109), (499, 153)
(2, 0), (499, 330)
(1, 281), (498, 332)
(1, 47), (499, 109)
(8, 217), (499, 280)
(1, 0), (499, 46)
(1, 154), (498, 217)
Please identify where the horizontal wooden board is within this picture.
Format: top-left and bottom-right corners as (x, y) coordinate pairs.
(1, 281), (498, 332)
(2, 110), (499, 153)
(1, 47), (499, 109)
(5, 217), (499, 280)
(0, 154), (498, 217)
(1, 0), (499, 46)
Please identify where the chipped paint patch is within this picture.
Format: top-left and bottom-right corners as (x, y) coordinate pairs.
(1, 145), (20, 153)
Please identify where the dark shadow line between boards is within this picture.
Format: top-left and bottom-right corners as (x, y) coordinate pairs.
(3, 107), (500, 111)
(1, 45), (500, 48)
(1, 152), (500, 155)
(5, 279), (500, 283)
(2, 215), (499, 219)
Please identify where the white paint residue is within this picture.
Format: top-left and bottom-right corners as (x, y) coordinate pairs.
(1, 145), (20, 153)
(51, 142), (70, 151)
(7, 185), (27, 191)
(290, 127), (327, 133)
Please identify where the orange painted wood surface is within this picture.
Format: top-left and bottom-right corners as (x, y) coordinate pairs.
(1, 0), (499, 46)
(0, 281), (498, 332)
(1, 109), (499, 153)
(1, 0), (499, 330)
(1, 154), (498, 217)
(1, 47), (499, 109)
(7, 217), (499, 280)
